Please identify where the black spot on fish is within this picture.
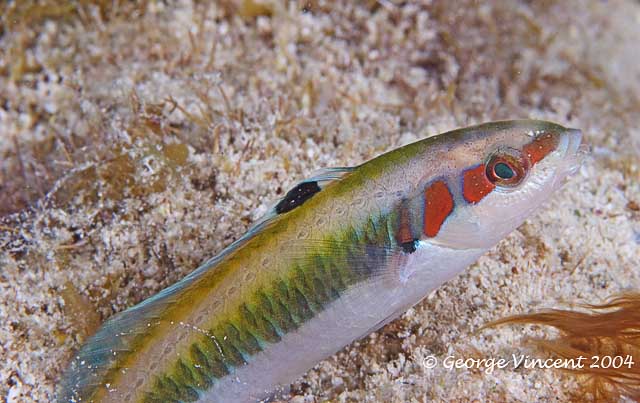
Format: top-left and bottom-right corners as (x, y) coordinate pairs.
(275, 181), (321, 214)
(400, 239), (418, 254)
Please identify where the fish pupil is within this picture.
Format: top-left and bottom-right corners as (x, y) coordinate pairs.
(494, 162), (515, 179)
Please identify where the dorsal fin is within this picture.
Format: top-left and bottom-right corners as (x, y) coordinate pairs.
(166, 166), (353, 284)
(139, 167), (353, 295)
(140, 166), (354, 304)
(247, 166), (355, 231)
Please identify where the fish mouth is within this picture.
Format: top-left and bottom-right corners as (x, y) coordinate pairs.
(558, 127), (589, 179)
(566, 128), (583, 157)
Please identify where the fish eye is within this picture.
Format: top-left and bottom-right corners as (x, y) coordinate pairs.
(486, 149), (528, 187)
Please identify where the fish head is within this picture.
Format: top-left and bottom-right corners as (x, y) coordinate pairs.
(421, 120), (585, 250)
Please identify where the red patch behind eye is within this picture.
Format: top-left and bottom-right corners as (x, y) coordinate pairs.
(463, 164), (496, 204)
(523, 133), (558, 164)
(423, 180), (454, 237)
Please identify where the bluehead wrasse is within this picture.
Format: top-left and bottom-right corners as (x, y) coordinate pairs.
(58, 120), (584, 403)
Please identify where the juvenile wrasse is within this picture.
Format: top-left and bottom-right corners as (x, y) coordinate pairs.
(58, 120), (583, 403)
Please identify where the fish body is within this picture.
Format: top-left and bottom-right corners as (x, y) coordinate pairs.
(58, 120), (583, 402)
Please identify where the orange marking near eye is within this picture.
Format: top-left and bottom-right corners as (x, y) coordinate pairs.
(423, 180), (454, 237)
(463, 164), (495, 204)
(523, 133), (558, 164)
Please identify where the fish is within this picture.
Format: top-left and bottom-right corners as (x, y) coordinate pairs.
(57, 119), (584, 403)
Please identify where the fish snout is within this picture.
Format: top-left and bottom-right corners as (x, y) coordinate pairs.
(565, 128), (583, 157)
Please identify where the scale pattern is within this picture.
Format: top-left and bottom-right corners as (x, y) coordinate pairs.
(140, 213), (397, 402)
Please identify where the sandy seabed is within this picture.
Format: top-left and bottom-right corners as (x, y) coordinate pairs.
(1, 1), (639, 402)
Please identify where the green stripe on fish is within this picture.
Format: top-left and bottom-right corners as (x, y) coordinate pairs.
(140, 216), (396, 402)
